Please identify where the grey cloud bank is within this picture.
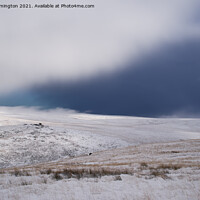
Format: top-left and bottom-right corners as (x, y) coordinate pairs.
(0, 0), (200, 94)
(1, 38), (200, 117)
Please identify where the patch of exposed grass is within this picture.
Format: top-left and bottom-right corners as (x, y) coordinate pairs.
(171, 151), (180, 153)
(11, 169), (31, 177)
(140, 162), (148, 168)
(52, 172), (63, 180)
(40, 169), (52, 175)
(157, 164), (182, 170)
(21, 180), (32, 186)
(37, 167), (132, 181)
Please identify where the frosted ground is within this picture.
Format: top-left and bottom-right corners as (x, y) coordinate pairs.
(0, 107), (200, 200)
(0, 124), (128, 168)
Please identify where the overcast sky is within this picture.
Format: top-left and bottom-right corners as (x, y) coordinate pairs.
(0, 0), (200, 116)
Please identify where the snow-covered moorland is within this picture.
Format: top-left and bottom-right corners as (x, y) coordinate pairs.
(0, 107), (200, 200)
(0, 123), (127, 168)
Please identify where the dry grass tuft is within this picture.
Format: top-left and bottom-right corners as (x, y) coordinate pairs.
(157, 164), (182, 170)
(140, 162), (148, 168)
(35, 167), (132, 180)
(21, 180), (32, 186)
(52, 172), (63, 180)
(11, 169), (31, 177)
(114, 175), (122, 181)
(149, 169), (169, 179)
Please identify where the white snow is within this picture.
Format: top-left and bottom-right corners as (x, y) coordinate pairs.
(0, 174), (199, 200)
(0, 124), (127, 168)
(0, 107), (200, 200)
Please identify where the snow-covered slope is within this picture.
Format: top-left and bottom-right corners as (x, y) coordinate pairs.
(1, 139), (200, 200)
(0, 107), (200, 200)
(0, 123), (127, 168)
(1, 107), (200, 144)
(1, 107), (200, 169)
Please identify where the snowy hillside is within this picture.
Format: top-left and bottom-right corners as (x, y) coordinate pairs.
(1, 107), (200, 144)
(1, 139), (200, 200)
(0, 123), (127, 168)
(0, 107), (200, 200)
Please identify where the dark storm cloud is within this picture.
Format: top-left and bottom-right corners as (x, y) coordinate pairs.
(0, 0), (200, 94)
(2, 39), (199, 117)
